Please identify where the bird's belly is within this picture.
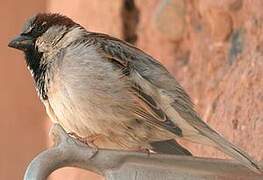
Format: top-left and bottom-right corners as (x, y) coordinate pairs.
(44, 91), (173, 150)
(43, 68), (174, 150)
(46, 92), (113, 137)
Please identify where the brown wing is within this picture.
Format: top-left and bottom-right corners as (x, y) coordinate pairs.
(86, 32), (261, 173)
(85, 33), (184, 137)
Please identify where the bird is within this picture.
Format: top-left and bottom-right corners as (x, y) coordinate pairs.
(8, 13), (262, 173)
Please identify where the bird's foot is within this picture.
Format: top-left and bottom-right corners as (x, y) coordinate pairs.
(68, 132), (89, 144)
(68, 132), (102, 150)
(85, 133), (103, 144)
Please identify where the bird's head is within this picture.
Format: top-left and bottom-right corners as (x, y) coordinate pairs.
(8, 13), (83, 53)
(8, 13), (85, 77)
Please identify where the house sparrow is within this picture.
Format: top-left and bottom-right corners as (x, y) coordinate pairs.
(8, 13), (262, 173)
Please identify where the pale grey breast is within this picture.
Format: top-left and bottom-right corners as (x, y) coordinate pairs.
(46, 43), (137, 138)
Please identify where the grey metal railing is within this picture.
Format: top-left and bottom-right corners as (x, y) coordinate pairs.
(24, 124), (263, 180)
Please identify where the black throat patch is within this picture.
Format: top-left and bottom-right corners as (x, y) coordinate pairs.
(25, 46), (49, 100)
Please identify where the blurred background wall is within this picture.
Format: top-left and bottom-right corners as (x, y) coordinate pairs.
(0, 1), (48, 180)
(1, 0), (262, 179)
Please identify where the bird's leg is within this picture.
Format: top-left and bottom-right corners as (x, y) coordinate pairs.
(85, 134), (104, 145)
(68, 132), (102, 149)
(68, 132), (88, 144)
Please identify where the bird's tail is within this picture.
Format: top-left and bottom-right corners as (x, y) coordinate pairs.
(186, 128), (262, 174)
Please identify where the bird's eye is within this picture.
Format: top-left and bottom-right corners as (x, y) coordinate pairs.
(35, 22), (48, 34)
(37, 25), (45, 33)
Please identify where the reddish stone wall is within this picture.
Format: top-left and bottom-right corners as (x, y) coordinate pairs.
(135, 0), (263, 160)
(1, 0), (262, 179)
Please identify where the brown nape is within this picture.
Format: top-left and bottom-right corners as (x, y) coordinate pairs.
(34, 13), (78, 29)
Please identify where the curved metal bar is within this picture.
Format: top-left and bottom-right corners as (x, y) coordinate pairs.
(24, 124), (100, 180)
(24, 124), (263, 180)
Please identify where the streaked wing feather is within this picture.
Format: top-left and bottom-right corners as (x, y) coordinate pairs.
(87, 33), (262, 172)
(87, 33), (183, 137)
(88, 32), (212, 135)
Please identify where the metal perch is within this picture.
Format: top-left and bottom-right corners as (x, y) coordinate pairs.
(24, 124), (263, 180)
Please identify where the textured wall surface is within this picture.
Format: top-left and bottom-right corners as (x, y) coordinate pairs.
(2, 0), (262, 179)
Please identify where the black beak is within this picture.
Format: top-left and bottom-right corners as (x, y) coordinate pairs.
(8, 35), (33, 51)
